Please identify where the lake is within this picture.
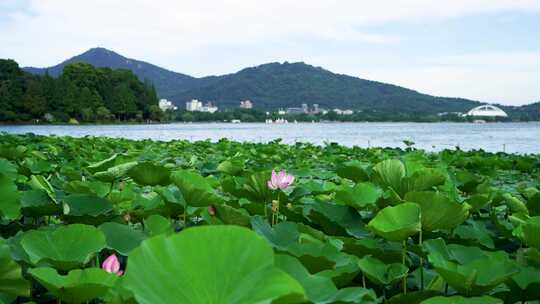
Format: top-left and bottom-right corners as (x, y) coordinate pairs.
(1, 122), (539, 154)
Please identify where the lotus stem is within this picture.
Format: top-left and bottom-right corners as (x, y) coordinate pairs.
(402, 239), (407, 295)
(362, 272), (366, 288)
(419, 229), (424, 291)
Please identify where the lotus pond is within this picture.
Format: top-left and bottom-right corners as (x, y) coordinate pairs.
(1, 133), (540, 304)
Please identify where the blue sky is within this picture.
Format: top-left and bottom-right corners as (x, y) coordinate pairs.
(0, 0), (539, 105)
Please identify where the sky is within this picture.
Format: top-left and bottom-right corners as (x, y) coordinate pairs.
(0, 0), (539, 106)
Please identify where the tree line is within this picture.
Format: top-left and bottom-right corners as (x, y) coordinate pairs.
(167, 109), (520, 123)
(0, 59), (162, 123)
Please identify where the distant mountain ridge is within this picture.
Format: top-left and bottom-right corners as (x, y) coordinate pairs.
(23, 47), (495, 112)
(24, 48), (196, 98)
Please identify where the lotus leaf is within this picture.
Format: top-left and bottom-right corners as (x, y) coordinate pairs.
(170, 170), (221, 207)
(424, 238), (518, 295)
(127, 162), (170, 186)
(29, 267), (118, 304)
(521, 216), (540, 250)
(367, 202), (421, 241)
(0, 238), (30, 298)
(276, 254), (378, 304)
(420, 295), (502, 304)
(358, 255), (408, 286)
(98, 222), (146, 255)
(335, 182), (382, 209)
(21, 224), (106, 270)
(124, 225), (305, 304)
(0, 173), (21, 220)
(404, 191), (470, 231)
(94, 161), (138, 182)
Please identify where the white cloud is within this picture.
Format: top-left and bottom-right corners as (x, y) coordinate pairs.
(354, 52), (540, 105)
(0, 0), (539, 105)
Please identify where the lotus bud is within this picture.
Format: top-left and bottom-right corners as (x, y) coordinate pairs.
(208, 205), (216, 216)
(102, 254), (123, 276)
(271, 200), (279, 213)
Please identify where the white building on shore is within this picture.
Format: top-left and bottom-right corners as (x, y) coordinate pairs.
(186, 99), (218, 113)
(240, 100), (253, 109)
(159, 99), (177, 111)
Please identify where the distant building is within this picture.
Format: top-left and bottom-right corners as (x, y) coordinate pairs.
(186, 99), (203, 111)
(186, 99), (218, 113)
(465, 105), (508, 117)
(301, 103), (308, 113)
(159, 99), (177, 111)
(240, 100), (253, 109)
(312, 104), (320, 114)
(333, 108), (354, 115)
(287, 107), (305, 114)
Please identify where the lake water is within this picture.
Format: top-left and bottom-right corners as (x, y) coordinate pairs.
(1, 122), (539, 154)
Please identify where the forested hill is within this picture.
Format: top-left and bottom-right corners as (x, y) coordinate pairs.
(23, 48), (196, 99)
(0, 59), (161, 122)
(171, 62), (481, 112)
(22, 48), (486, 113)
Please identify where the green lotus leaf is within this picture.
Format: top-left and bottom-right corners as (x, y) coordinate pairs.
(170, 170), (221, 207)
(242, 171), (274, 203)
(87, 153), (120, 173)
(0, 159), (18, 180)
(213, 204), (252, 226)
(275, 254), (378, 304)
(367, 202), (421, 241)
(64, 180), (111, 197)
(0, 238), (30, 298)
(420, 295), (502, 304)
(127, 162), (171, 186)
(29, 267), (118, 304)
(94, 161), (138, 182)
(403, 169), (446, 193)
(63, 194), (113, 218)
(0, 173), (21, 220)
(20, 189), (62, 217)
(307, 201), (369, 238)
(143, 214), (173, 237)
(453, 220), (495, 249)
(98, 222), (146, 255)
(502, 193), (529, 216)
(123, 225), (305, 304)
(387, 291), (443, 304)
(22, 157), (53, 174)
(217, 159), (245, 175)
(336, 160), (369, 182)
(373, 159), (406, 196)
(251, 216), (300, 250)
(424, 238), (518, 295)
(21, 224), (106, 270)
(521, 216), (540, 250)
(465, 194), (491, 212)
(28, 174), (57, 203)
(500, 264), (540, 302)
(335, 182), (382, 209)
(404, 191), (470, 231)
(357, 255), (408, 286)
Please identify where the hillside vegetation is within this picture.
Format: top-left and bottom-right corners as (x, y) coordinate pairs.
(1, 59), (161, 122)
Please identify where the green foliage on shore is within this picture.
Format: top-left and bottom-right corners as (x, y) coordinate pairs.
(0, 59), (161, 123)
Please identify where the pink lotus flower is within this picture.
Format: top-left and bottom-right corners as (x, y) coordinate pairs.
(268, 170), (295, 190)
(102, 254), (123, 276)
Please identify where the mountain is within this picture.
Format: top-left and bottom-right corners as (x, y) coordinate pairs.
(171, 62), (480, 112)
(23, 48), (485, 112)
(23, 47), (196, 98)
